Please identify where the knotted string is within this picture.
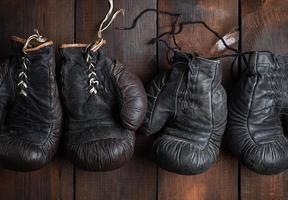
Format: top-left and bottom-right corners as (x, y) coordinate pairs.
(23, 29), (47, 54)
(118, 9), (277, 78)
(152, 17), (248, 77)
(90, 0), (124, 52)
(18, 29), (48, 96)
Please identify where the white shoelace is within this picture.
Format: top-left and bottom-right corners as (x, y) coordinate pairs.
(90, 0), (124, 52)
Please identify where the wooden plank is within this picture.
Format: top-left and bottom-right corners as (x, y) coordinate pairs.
(74, 0), (157, 200)
(157, 1), (239, 200)
(0, 160), (73, 200)
(240, 0), (288, 199)
(0, 0), (75, 199)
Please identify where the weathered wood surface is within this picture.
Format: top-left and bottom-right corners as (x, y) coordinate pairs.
(0, 0), (287, 199)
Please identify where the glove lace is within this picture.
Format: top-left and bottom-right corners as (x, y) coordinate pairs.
(18, 29), (47, 97)
(269, 58), (282, 104)
(85, 51), (99, 95)
(90, 0), (124, 52)
(182, 55), (198, 111)
(18, 56), (29, 96)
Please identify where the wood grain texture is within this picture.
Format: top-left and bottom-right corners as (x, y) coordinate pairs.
(0, 0), (288, 199)
(0, 0), (75, 199)
(240, 0), (288, 199)
(158, 0), (239, 86)
(0, 160), (74, 200)
(158, 156), (238, 200)
(157, 1), (239, 200)
(74, 0), (157, 199)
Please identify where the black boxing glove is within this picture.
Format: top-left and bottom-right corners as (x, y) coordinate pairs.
(141, 52), (227, 175)
(0, 35), (63, 171)
(227, 52), (288, 174)
(60, 44), (147, 171)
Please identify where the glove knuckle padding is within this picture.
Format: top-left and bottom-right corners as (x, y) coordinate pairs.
(227, 52), (288, 174)
(140, 71), (172, 135)
(143, 52), (227, 175)
(60, 47), (145, 171)
(0, 37), (63, 171)
(110, 63), (147, 130)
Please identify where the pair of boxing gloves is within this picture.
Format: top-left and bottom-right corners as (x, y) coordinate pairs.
(0, 35), (146, 172)
(143, 51), (288, 175)
(142, 51), (288, 175)
(1, 35), (288, 175)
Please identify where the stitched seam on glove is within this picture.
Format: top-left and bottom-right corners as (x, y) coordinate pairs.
(48, 50), (53, 127)
(110, 62), (126, 126)
(246, 52), (260, 145)
(172, 70), (185, 120)
(206, 63), (219, 149)
(148, 75), (169, 129)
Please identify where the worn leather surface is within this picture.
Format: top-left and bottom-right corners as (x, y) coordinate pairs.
(227, 52), (288, 174)
(0, 39), (63, 171)
(141, 52), (227, 175)
(60, 47), (147, 171)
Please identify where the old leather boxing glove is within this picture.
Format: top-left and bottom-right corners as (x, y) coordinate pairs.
(60, 44), (147, 171)
(227, 52), (288, 174)
(141, 52), (227, 175)
(0, 35), (63, 171)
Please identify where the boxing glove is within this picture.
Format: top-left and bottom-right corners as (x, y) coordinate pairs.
(141, 52), (227, 175)
(0, 36), (63, 171)
(227, 52), (288, 174)
(60, 44), (147, 171)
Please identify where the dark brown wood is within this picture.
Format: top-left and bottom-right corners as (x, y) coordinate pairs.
(1, 0), (288, 199)
(157, 1), (239, 200)
(0, 0), (75, 199)
(0, 159), (74, 200)
(240, 0), (288, 199)
(158, 154), (238, 200)
(74, 0), (157, 200)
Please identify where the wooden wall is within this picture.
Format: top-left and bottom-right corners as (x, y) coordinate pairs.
(0, 0), (287, 199)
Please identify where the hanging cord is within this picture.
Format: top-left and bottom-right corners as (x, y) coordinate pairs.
(160, 20), (251, 77)
(153, 20), (277, 78)
(148, 11), (182, 51)
(85, 0), (124, 95)
(174, 21), (239, 53)
(149, 19), (182, 60)
(149, 19), (241, 65)
(90, 0), (124, 52)
(84, 0), (124, 95)
(117, 9), (275, 78)
(151, 20), (241, 57)
(117, 9), (240, 60)
(117, 8), (182, 49)
(117, 8), (183, 64)
(117, 8), (181, 31)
